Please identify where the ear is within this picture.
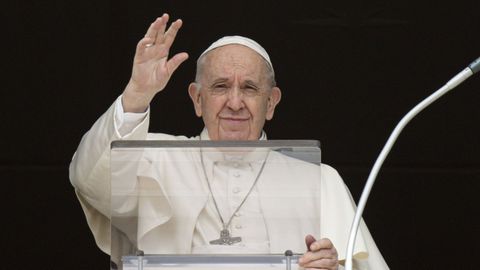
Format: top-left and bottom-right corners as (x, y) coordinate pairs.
(188, 83), (202, 117)
(265, 86), (281, 120)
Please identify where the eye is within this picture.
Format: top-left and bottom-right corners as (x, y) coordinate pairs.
(211, 83), (228, 93)
(243, 84), (259, 94)
(215, 84), (227, 89)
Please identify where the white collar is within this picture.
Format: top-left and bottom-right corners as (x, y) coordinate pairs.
(199, 128), (267, 141)
(198, 128), (270, 164)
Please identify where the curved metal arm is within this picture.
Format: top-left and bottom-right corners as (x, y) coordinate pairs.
(345, 65), (475, 270)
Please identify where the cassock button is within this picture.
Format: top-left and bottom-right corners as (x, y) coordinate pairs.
(233, 172), (241, 177)
(232, 187), (241, 194)
(235, 224), (242, 229)
(234, 212), (242, 217)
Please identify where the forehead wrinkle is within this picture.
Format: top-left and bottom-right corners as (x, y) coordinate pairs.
(205, 49), (266, 81)
(200, 45), (269, 85)
(209, 69), (263, 86)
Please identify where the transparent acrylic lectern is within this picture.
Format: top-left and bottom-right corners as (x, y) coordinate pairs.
(110, 140), (322, 270)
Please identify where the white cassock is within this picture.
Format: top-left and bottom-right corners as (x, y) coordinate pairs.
(69, 97), (389, 270)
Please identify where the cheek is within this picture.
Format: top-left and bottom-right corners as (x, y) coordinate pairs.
(249, 99), (269, 119)
(202, 97), (225, 118)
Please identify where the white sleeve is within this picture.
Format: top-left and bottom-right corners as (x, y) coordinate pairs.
(69, 97), (150, 254)
(114, 95), (149, 137)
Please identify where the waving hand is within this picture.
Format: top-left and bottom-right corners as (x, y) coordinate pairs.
(123, 14), (189, 112)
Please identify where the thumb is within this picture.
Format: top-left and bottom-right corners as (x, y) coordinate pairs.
(166, 52), (189, 76)
(305, 234), (316, 251)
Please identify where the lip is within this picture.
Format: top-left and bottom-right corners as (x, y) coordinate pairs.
(219, 117), (249, 125)
(220, 117), (249, 121)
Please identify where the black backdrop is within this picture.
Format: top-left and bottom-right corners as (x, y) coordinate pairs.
(3, 1), (479, 269)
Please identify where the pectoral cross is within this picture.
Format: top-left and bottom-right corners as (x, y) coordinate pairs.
(209, 229), (242, 245)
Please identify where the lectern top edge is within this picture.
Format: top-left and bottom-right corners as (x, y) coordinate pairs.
(111, 140), (321, 149)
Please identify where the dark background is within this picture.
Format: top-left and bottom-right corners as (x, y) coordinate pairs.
(3, 0), (479, 269)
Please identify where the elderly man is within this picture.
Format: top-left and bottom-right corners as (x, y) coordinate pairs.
(70, 14), (388, 270)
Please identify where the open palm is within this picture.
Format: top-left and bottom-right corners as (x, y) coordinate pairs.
(123, 14), (188, 112)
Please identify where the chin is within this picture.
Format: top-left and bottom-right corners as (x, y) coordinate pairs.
(219, 132), (250, 141)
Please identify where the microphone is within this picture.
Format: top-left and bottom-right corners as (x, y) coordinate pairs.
(469, 57), (480, 73)
(345, 57), (480, 270)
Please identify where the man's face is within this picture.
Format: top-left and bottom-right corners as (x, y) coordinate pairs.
(189, 44), (281, 141)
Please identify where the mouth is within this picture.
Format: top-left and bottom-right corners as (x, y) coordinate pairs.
(219, 117), (249, 126)
(221, 117), (248, 121)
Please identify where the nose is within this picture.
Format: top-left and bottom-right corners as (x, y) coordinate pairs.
(226, 86), (245, 111)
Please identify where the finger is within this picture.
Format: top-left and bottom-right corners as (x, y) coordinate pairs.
(310, 238), (334, 251)
(300, 249), (337, 264)
(136, 37), (155, 51)
(134, 37), (156, 60)
(302, 258), (338, 270)
(155, 13), (169, 42)
(144, 15), (165, 40)
(145, 13), (169, 43)
(305, 234), (316, 251)
(166, 52), (189, 76)
(162, 19), (183, 51)
(153, 19), (183, 61)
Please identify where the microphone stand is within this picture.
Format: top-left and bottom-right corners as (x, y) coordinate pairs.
(345, 57), (480, 270)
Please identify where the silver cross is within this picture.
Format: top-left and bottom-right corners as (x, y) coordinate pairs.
(209, 229), (242, 245)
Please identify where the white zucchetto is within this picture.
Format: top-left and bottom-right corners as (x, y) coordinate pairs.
(197, 36), (274, 74)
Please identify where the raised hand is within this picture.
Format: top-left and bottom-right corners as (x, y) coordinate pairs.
(122, 14), (189, 112)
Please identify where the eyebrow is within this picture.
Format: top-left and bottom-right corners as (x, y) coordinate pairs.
(209, 78), (229, 86)
(244, 79), (259, 86)
(208, 78), (261, 88)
